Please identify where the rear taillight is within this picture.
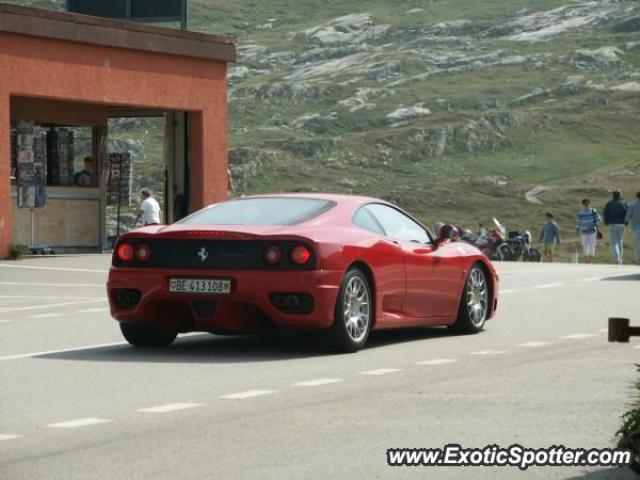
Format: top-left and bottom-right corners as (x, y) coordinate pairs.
(263, 245), (282, 264)
(135, 244), (151, 262)
(290, 245), (311, 265)
(116, 243), (134, 262)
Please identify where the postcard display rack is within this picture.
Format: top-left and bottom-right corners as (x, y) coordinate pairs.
(15, 127), (47, 209)
(14, 126), (49, 251)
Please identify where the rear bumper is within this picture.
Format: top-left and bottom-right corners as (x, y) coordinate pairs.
(107, 268), (343, 333)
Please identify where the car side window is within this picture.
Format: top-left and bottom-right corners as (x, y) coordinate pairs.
(364, 204), (430, 243)
(353, 207), (386, 235)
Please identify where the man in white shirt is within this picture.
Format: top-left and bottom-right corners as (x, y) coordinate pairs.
(135, 187), (161, 226)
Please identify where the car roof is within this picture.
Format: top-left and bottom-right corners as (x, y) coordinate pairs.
(230, 192), (386, 208)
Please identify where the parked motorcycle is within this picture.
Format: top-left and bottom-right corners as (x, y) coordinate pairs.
(506, 229), (541, 262)
(461, 218), (512, 261)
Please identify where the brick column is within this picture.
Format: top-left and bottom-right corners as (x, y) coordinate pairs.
(189, 103), (228, 212)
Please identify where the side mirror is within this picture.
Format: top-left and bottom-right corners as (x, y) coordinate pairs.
(435, 224), (459, 245)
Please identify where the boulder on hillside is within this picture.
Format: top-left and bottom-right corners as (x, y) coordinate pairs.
(237, 43), (268, 62)
(386, 105), (432, 124)
(573, 46), (624, 67)
(290, 13), (390, 45)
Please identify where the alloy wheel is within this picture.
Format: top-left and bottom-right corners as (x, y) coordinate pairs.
(466, 268), (488, 327)
(342, 275), (370, 343)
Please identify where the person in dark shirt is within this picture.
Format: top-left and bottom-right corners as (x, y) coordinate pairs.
(73, 156), (94, 187)
(603, 189), (628, 264)
(626, 190), (640, 264)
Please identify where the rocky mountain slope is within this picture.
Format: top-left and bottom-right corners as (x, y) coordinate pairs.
(203, 0), (640, 261)
(9, 0), (640, 261)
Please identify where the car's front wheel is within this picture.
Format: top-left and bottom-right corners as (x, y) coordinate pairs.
(120, 323), (177, 348)
(326, 268), (372, 353)
(449, 264), (490, 334)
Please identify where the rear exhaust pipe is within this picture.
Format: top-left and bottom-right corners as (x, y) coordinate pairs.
(285, 295), (301, 308)
(270, 293), (313, 314)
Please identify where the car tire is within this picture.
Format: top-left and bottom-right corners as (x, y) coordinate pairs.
(120, 323), (177, 348)
(326, 268), (373, 353)
(449, 264), (490, 334)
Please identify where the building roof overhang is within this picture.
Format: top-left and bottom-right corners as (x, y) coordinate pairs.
(0, 3), (236, 63)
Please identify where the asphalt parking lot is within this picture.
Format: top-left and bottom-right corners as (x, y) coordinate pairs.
(1, 256), (639, 479)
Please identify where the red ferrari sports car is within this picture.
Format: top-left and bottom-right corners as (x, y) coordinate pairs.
(107, 193), (498, 352)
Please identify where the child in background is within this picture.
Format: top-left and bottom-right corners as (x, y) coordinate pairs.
(539, 212), (561, 262)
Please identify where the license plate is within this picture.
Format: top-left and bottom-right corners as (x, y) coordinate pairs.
(169, 278), (231, 294)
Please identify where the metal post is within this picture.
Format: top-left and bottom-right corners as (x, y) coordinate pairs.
(180, 0), (187, 30)
(30, 207), (35, 249)
(116, 155), (122, 238)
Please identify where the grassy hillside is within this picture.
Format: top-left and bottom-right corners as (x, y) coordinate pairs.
(197, 0), (640, 263)
(8, 0), (640, 262)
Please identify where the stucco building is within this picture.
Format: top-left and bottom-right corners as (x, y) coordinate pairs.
(0, 3), (235, 256)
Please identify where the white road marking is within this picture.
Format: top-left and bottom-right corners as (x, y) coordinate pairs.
(517, 341), (551, 348)
(499, 290), (518, 294)
(0, 295), (104, 300)
(28, 313), (63, 319)
(468, 350), (508, 356)
(634, 345), (640, 349)
(138, 403), (204, 413)
(416, 358), (459, 366)
(360, 368), (401, 375)
(77, 307), (110, 313)
(0, 434), (21, 441)
(0, 333), (208, 361)
(293, 378), (343, 387)
(0, 319), (13, 323)
(0, 341), (128, 361)
(533, 283), (564, 289)
(46, 417), (112, 428)
(599, 328), (609, 333)
(0, 264), (106, 273)
(559, 333), (597, 340)
(0, 282), (104, 288)
(220, 390), (277, 400)
(0, 299), (105, 312)
(578, 277), (603, 282)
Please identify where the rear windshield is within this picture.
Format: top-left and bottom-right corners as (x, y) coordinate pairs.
(179, 197), (335, 226)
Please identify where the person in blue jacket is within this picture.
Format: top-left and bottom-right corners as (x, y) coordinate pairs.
(603, 189), (628, 264)
(576, 198), (601, 264)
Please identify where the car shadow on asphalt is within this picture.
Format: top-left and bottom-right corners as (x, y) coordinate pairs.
(601, 273), (640, 281)
(565, 467), (637, 479)
(36, 326), (455, 364)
